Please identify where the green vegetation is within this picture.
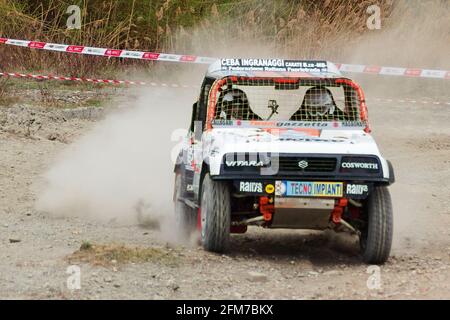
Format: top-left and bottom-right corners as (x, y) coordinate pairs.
(69, 242), (177, 266)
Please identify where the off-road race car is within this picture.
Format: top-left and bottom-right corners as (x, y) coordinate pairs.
(174, 59), (394, 264)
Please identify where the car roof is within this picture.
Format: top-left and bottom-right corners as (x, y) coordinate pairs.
(206, 59), (342, 79)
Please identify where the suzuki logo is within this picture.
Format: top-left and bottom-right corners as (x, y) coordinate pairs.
(298, 160), (309, 169)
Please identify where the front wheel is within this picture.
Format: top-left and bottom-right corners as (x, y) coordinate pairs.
(360, 186), (393, 264)
(200, 173), (231, 252)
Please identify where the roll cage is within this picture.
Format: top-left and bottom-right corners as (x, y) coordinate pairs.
(189, 76), (371, 135)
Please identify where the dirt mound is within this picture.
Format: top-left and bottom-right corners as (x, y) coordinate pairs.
(0, 105), (105, 143)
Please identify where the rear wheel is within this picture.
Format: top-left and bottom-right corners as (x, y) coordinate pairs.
(200, 173), (231, 252)
(360, 186), (393, 264)
(174, 173), (197, 240)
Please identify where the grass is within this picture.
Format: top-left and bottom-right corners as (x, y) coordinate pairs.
(68, 241), (177, 267)
(83, 97), (104, 108)
(0, 74), (120, 108)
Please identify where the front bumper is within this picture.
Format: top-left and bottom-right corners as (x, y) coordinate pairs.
(229, 179), (373, 199)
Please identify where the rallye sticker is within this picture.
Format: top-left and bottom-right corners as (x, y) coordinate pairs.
(275, 181), (343, 198)
(344, 183), (371, 199)
(234, 181), (275, 195)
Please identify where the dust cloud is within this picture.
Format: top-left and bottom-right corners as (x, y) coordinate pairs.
(342, 0), (450, 251)
(344, 0), (450, 98)
(36, 70), (202, 241)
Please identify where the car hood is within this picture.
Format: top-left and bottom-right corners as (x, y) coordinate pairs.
(200, 127), (389, 180)
(202, 127), (381, 157)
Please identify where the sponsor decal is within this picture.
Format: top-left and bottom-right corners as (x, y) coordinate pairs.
(277, 181), (343, 197)
(211, 119), (234, 126)
(234, 181), (274, 195)
(341, 162), (379, 170)
(279, 137), (345, 143)
(275, 181), (286, 196)
(261, 128), (321, 137)
(221, 58), (285, 68)
(249, 120), (276, 127)
(239, 181), (263, 193)
(211, 120), (365, 129)
(265, 184), (275, 194)
(220, 59), (328, 73)
(339, 120), (366, 127)
(274, 121), (363, 129)
(225, 160), (265, 167)
(346, 184), (369, 195)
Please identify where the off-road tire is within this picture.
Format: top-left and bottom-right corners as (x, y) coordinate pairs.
(360, 186), (393, 264)
(174, 173), (197, 239)
(200, 173), (231, 252)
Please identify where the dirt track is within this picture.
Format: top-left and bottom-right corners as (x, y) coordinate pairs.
(0, 98), (449, 299)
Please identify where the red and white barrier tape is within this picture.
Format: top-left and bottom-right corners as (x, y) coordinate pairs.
(0, 71), (194, 88)
(1, 71), (448, 106)
(335, 63), (450, 80)
(0, 37), (217, 64)
(1, 37), (449, 80)
(369, 97), (450, 106)
(0, 71), (147, 85)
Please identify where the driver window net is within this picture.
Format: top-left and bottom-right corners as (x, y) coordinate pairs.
(212, 79), (361, 123)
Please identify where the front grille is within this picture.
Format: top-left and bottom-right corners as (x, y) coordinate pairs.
(277, 157), (337, 172)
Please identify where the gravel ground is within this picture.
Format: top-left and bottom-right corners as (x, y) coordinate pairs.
(0, 97), (449, 300)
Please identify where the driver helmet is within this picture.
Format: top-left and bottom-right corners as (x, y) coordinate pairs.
(302, 86), (335, 117)
(219, 89), (249, 120)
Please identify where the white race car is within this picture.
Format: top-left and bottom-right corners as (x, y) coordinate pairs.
(174, 59), (394, 264)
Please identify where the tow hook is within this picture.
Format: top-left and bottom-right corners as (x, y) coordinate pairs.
(259, 196), (274, 222)
(330, 198), (359, 234)
(331, 198), (348, 224)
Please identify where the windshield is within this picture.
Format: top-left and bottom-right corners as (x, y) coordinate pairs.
(208, 77), (367, 128)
